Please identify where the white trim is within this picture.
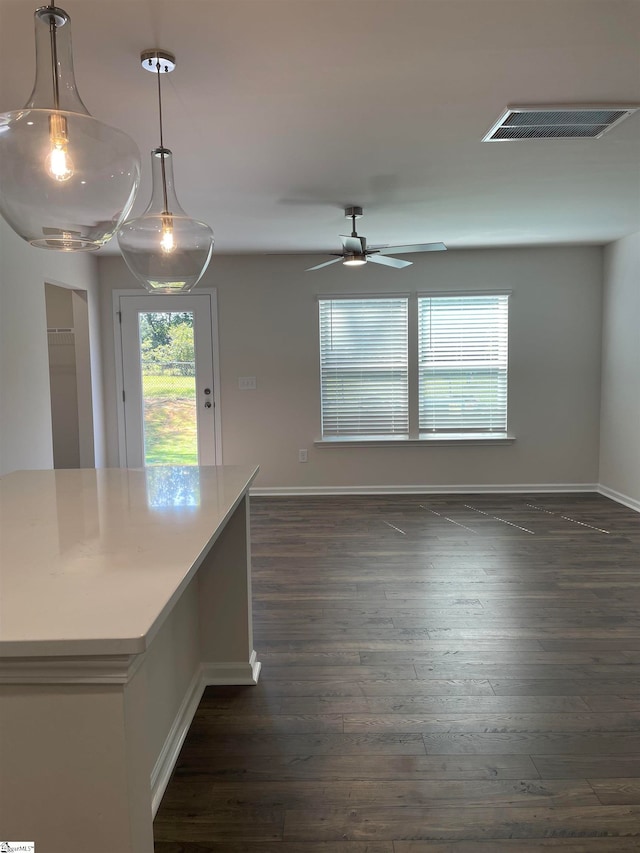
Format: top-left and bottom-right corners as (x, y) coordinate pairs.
(598, 484), (640, 513)
(315, 434), (515, 447)
(201, 650), (261, 685)
(112, 290), (128, 467)
(251, 483), (598, 497)
(150, 667), (205, 817)
(209, 292), (224, 464)
(0, 654), (143, 685)
(149, 650), (261, 816)
(112, 289), (222, 468)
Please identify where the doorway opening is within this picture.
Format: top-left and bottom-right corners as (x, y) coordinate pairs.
(45, 283), (95, 468)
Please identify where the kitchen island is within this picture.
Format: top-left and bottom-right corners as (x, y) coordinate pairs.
(0, 465), (260, 852)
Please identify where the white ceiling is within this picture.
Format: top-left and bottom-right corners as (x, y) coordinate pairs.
(1, 0), (639, 256)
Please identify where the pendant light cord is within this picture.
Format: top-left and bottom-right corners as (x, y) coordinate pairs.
(155, 59), (170, 216)
(48, 2), (60, 110)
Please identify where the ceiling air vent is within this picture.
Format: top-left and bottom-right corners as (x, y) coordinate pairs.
(483, 105), (639, 141)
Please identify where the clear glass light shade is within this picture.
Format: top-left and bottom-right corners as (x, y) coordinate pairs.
(117, 148), (214, 293)
(0, 6), (140, 250)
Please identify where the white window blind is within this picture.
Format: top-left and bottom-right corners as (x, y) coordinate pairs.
(418, 294), (509, 433)
(319, 297), (408, 436)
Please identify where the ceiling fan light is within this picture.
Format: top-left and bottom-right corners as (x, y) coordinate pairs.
(343, 253), (367, 266)
(118, 148), (214, 293)
(309, 207), (446, 272)
(0, 5), (140, 250)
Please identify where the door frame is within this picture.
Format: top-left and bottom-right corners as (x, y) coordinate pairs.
(113, 289), (223, 468)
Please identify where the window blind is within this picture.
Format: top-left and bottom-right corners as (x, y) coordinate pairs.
(319, 297), (408, 436)
(418, 294), (509, 433)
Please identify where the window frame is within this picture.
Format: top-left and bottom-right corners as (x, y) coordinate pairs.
(316, 290), (514, 446)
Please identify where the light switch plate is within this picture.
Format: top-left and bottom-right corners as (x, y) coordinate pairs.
(238, 376), (257, 390)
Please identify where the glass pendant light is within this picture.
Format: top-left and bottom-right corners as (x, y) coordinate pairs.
(0, 4), (141, 250)
(117, 50), (214, 293)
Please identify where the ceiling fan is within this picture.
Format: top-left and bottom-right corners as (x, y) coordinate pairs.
(306, 206), (447, 271)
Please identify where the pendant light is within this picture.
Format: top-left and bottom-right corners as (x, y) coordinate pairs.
(0, 4), (141, 251)
(117, 50), (214, 293)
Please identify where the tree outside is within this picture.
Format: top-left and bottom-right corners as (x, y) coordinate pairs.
(138, 312), (198, 465)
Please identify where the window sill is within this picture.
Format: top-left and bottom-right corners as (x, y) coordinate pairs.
(315, 433), (516, 448)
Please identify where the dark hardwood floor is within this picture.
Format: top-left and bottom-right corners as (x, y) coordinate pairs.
(154, 492), (640, 851)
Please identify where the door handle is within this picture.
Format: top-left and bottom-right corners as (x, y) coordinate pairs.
(204, 401), (212, 409)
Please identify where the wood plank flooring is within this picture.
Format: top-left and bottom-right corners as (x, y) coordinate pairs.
(154, 492), (640, 851)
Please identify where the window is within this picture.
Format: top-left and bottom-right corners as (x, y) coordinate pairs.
(418, 294), (509, 433)
(319, 297), (408, 436)
(318, 293), (509, 441)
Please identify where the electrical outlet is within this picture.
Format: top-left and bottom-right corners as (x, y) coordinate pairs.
(238, 376), (257, 390)
(298, 449), (308, 463)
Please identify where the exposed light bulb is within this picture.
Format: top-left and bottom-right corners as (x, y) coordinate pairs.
(160, 214), (176, 253)
(47, 144), (73, 181)
(60, 231), (76, 251)
(45, 113), (74, 182)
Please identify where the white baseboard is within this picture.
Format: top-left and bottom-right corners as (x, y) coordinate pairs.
(151, 668), (205, 816)
(201, 650), (261, 685)
(150, 651), (261, 816)
(251, 483), (598, 497)
(598, 484), (640, 513)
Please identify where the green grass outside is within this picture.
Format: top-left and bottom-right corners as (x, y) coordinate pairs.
(142, 373), (196, 399)
(142, 371), (198, 465)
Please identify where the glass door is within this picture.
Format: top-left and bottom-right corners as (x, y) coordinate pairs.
(119, 293), (218, 468)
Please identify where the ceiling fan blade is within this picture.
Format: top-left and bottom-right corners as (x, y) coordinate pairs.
(378, 242), (447, 255)
(340, 234), (365, 254)
(306, 257), (343, 271)
(367, 254), (412, 269)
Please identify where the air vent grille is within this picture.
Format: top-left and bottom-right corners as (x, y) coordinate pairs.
(483, 105), (638, 141)
(492, 125), (610, 140)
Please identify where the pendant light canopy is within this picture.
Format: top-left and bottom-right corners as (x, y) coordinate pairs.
(0, 4), (141, 251)
(117, 50), (214, 293)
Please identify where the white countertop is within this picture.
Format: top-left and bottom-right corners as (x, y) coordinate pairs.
(0, 465), (258, 658)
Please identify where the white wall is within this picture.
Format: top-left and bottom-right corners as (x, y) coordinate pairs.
(0, 218), (105, 475)
(599, 231), (640, 508)
(99, 246), (603, 490)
